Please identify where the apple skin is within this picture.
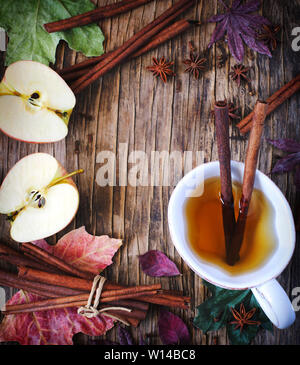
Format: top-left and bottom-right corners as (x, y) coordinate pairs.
(0, 127), (58, 145)
(0, 61), (76, 144)
(0, 153), (80, 242)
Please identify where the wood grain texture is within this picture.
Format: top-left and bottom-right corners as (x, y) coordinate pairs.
(0, 0), (300, 345)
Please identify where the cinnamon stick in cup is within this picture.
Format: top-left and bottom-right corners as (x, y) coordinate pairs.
(214, 101), (236, 265)
(228, 101), (268, 265)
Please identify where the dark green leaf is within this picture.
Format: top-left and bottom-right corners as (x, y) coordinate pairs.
(193, 297), (230, 333)
(193, 280), (273, 345)
(193, 280), (250, 333)
(227, 321), (259, 345)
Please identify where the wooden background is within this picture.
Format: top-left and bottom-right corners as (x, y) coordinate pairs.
(0, 0), (300, 345)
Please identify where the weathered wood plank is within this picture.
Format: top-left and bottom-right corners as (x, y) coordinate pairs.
(0, 0), (300, 345)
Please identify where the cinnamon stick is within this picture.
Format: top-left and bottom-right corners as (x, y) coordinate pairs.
(0, 254), (59, 274)
(71, 0), (196, 94)
(59, 53), (107, 79)
(16, 264), (188, 303)
(0, 242), (65, 274)
(228, 101), (268, 265)
(101, 284), (161, 298)
(2, 245), (189, 311)
(136, 293), (189, 309)
(214, 101), (236, 265)
(2, 308), (143, 328)
(155, 292), (190, 303)
(0, 269), (81, 298)
(17, 265), (161, 294)
(2, 290), (159, 314)
(3, 263), (189, 309)
(2, 303), (147, 322)
(111, 290), (190, 308)
(2, 288), (188, 314)
(237, 74), (300, 134)
(104, 308), (147, 321)
(60, 19), (196, 82)
(44, 0), (153, 33)
(132, 19), (198, 58)
(107, 299), (149, 311)
(17, 266), (95, 291)
(2, 292), (144, 312)
(122, 317), (140, 327)
(21, 242), (94, 280)
(0, 279), (52, 299)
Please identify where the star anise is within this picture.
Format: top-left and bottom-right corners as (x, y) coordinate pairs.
(256, 24), (281, 51)
(229, 64), (250, 87)
(229, 303), (261, 333)
(146, 57), (175, 83)
(183, 52), (206, 79)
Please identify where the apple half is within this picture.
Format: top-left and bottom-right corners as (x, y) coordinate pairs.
(0, 61), (76, 143)
(0, 153), (81, 242)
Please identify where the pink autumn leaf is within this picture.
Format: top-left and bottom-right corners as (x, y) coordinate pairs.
(158, 309), (190, 345)
(0, 227), (122, 345)
(138, 250), (181, 277)
(34, 226), (122, 274)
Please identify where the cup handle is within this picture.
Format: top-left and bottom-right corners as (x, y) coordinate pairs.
(251, 279), (295, 329)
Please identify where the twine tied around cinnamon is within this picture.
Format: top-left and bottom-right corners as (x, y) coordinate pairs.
(77, 275), (131, 325)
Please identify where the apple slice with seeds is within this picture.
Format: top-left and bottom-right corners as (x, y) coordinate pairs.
(0, 61), (76, 143)
(0, 153), (82, 242)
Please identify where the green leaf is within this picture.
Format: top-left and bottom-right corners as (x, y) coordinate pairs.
(193, 280), (273, 345)
(0, 0), (105, 66)
(227, 322), (259, 345)
(194, 281), (250, 333)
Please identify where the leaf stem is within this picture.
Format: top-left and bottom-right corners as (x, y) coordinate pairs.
(47, 169), (84, 188)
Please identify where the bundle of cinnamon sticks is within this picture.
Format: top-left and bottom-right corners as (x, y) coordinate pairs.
(0, 241), (190, 327)
(54, 0), (198, 93)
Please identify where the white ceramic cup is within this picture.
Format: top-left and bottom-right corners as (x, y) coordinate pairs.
(168, 161), (296, 329)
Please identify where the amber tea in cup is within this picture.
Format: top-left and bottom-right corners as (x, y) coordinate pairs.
(169, 161), (295, 328)
(184, 176), (278, 275)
